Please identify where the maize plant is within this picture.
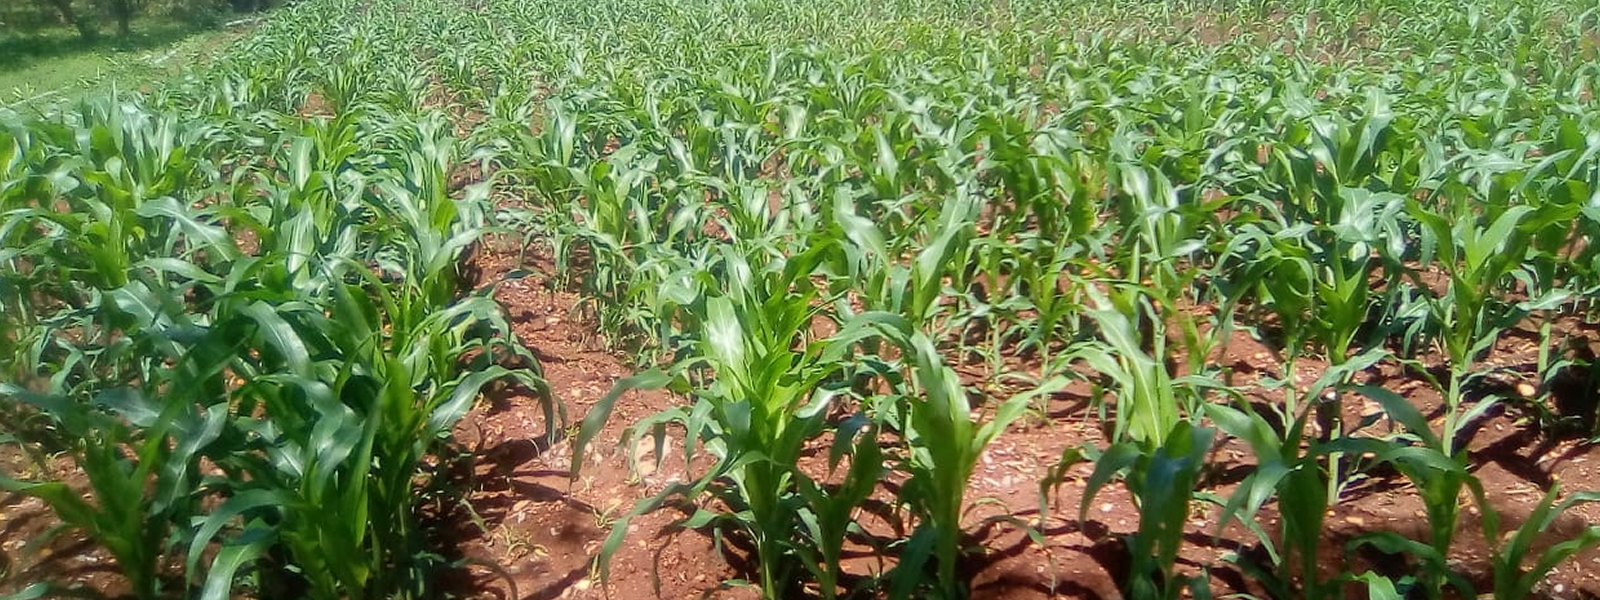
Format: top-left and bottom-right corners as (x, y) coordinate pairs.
(571, 240), (898, 600)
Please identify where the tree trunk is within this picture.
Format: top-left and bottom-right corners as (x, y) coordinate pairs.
(43, 0), (98, 41)
(109, 0), (132, 36)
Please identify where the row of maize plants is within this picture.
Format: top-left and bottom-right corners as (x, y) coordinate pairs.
(1, 0), (557, 597)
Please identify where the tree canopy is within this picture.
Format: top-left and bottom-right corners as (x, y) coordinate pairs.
(1, 0), (279, 42)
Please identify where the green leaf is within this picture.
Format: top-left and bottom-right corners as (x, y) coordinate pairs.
(1354, 385), (1440, 448)
(199, 524), (275, 600)
(240, 301), (312, 378)
(0, 583), (50, 600)
(185, 489), (287, 579)
(1355, 572), (1403, 600)
(1078, 442), (1140, 526)
(572, 369), (674, 479)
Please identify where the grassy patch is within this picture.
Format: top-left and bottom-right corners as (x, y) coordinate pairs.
(0, 17), (250, 111)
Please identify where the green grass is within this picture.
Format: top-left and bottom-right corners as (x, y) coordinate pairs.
(0, 17), (248, 112)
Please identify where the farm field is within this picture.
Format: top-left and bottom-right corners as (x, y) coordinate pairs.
(3, 0), (1600, 599)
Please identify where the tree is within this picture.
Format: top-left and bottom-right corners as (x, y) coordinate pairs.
(100, 0), (143, 36)
(38, 0), (100, 41)
(230, 0), (271, 12)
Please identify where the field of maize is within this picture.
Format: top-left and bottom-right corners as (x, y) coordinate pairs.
(4, 0), (1600, 598)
